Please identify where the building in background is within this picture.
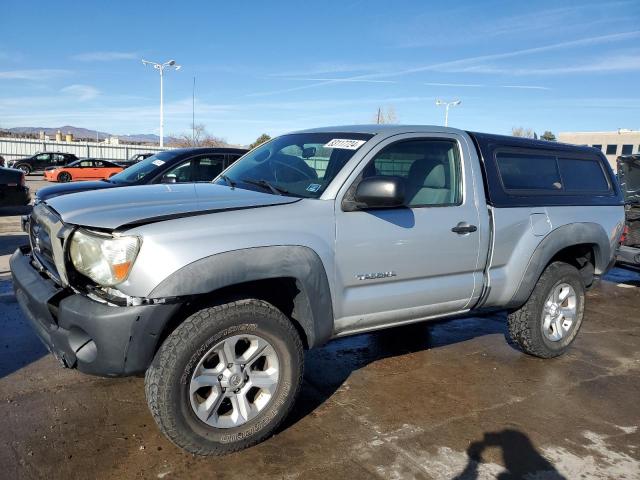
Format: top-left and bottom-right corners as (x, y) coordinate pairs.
(558, 129), (640, 170)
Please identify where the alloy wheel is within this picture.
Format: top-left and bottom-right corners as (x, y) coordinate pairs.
(189, 334), (280, 429)
(542, 283), (577, 342)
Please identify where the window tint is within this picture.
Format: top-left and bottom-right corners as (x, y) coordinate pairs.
(164, 160), (192, 182)
(496, 152), (562, 191)
(79, 160), (93, 167)
(194, 155), (225, 182)
(35, 154), (50, 162)
(592, 144), (602, 151)
(364, 139), (462, 206)
(94, 161), (104, 167)
(606, 145), (617, 155)
(558, 158), (609, 192)
(622, 145), (633, 155)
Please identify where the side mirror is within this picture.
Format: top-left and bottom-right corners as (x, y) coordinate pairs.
(354, 176), (405, 209)
(162, 174), (177, 184)
(302, 147), (316, 159)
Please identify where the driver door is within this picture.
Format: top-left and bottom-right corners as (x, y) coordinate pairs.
(333, 133), (484, 334)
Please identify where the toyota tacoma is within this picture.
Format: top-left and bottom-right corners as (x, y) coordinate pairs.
(11, 125), (624, 455)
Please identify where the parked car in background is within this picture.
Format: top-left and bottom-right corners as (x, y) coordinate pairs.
(0, 167), (30, 207)
(114, 152), (156, 168)
(129, 152), (155, 163)
(0, 155), (6, 168)
(617, 154), (640, 268)
(34, 147), (247, 202)
(12, 125), (624, 455)
(44, 159), (124, 183)
(9, 152), (79, 174)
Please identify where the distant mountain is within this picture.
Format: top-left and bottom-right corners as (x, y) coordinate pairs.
(4, 126), (174, 145)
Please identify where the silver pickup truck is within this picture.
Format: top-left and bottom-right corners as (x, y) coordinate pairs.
(11, 125), (624, 455)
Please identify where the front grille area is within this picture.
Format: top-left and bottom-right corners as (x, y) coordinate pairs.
(28, 204), (66, 283)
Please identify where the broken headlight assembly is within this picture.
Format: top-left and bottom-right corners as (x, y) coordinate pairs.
(69, 229), (141, 287)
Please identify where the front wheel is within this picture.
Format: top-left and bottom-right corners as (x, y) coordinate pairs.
(507, 261), (585, 358)
(145, 299), (304, 455)
(57, 172), (72, 182)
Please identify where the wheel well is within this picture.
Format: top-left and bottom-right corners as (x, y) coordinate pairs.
(156, 277), (311, 354)
(547, 243), (596, 286)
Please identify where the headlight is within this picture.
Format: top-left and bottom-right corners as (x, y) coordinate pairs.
(69, 230), (141, 286)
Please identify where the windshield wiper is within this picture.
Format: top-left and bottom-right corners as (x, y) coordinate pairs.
(241, 178), (289, 196)
(219, 174), (236, 189)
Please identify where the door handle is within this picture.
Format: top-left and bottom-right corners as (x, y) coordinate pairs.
(451, 222), (477, 234)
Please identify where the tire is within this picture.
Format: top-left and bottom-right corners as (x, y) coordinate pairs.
(16, 164), (31, 175)
(507, 261), (585, 358)
(57, 172), (71, 183)
(145, 299), (304, 455)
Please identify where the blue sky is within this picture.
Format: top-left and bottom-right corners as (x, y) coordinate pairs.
(1, 0), (639, 145)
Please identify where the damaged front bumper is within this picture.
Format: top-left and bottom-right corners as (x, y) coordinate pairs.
(10, 246), (182, 377)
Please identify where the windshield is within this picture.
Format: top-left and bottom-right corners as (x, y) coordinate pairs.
(109, 151), (179, 184)
(214, 132), (373, 198)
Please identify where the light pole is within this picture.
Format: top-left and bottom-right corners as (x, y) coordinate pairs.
(142, 59), (181, 147)
(435, 99), (461, 127)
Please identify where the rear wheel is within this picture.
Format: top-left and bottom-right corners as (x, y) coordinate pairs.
(57, 172), (71, 183)
(145, 299), (304, 455)
(507, 261), (585, 358)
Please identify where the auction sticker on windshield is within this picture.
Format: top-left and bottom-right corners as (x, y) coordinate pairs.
(324, 139), (367, 150)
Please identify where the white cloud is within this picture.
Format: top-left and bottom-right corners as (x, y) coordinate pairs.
(424, 82), (551, 90)
(60, 84), (100, 101)
(71, 51), (137, 62)
(0, 69), (71, 80)
(446, 54), (640, 76)
(248, 31), (640, 97)
(277, 77), (398, 84)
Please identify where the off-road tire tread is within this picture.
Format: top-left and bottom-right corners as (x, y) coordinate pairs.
(145, 299), (303, 456)
(507, 261), (584, 359)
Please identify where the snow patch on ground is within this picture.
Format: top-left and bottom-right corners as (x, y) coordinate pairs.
(540, 430), (640, 480)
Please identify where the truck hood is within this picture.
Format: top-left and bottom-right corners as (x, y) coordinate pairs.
(617, 156), (640, 205)
(45, 183), (300, 230)
(36, 180), (116, 202)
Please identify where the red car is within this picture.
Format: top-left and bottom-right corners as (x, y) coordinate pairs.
(44, 159), (124, 183)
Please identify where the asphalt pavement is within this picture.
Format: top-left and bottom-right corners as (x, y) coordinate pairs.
(1, 176), (639, 479)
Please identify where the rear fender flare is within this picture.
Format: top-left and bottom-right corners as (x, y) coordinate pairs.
(508, 222), (611, 308)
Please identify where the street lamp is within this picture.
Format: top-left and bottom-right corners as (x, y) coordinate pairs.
(435, 99), (461, 127)
(142, 59), (181, 147)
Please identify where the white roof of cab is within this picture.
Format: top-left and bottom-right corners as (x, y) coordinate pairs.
(293, 124), (466, 136)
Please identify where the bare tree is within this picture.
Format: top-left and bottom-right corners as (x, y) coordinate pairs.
(511, 127), (536, 139)
(169, 123), (227, 147)
(372, 106), (398, 124)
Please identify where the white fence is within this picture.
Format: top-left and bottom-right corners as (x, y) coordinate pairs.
(0, 137), (166, 162)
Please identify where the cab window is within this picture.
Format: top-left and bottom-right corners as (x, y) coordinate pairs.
(163, 160), (193, 182)
(194, 155), (225, 182)
(362, 139), (462, 207)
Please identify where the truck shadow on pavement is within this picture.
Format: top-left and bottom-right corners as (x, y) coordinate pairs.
(283, 313), (511, 431)
(452, 429), (565, 480)
(0, 233), (28, 257)
(0, 205), (32, 217)
(0, 281), (48, 378)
